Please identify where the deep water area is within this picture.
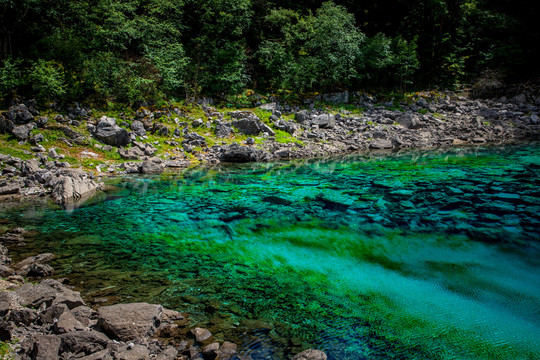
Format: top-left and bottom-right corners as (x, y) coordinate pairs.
(1, 144), (539, 359)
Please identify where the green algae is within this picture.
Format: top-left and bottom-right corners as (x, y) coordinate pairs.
(1, 144), (539, 359)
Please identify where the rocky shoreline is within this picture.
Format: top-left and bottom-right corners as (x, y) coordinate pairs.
(1, 89), (539, 206)
(0, 228), (326, 360)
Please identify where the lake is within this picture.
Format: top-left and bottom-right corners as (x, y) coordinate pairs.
(1, 144), (539, 359)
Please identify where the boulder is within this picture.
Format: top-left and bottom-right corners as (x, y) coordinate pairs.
(0, 115), (14, 133)
(21, 334), (61, 360)
(54, 309), (86, 333)
(118, 146), (145, 160)
(60, 330), (111, 355)
(21, 159), (40, 176)
(141, 157), (164, 174)
(220, 144), (269, 163)
(15, 279), (85, 310)
(310, 114), (335, 129)
(51, 168), (104, 205)
(292, 349), (327, 360)
(115, 344), (150, 360)
(97, 303), (162, 342)
(231, 118), (262, 136)
(12, 124), (34, 141)
(295, 110), (310, 124)
(274, 120), (298, 135)
(130, 120), (146, 136)
(92, 117), (130, 147)
(5, 104), (35, 124)
(191, 327), (213, 344)
(370, 139), (393, 149)
(215, 123), (233, 138)
(396, 113), (424, 129)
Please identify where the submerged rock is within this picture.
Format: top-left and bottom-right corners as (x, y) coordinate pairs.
(292, 349), (327, 360)
(97, 303), (162, 341)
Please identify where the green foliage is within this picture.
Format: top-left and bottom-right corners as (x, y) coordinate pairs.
(0, 58), (23, 100)
(27, 60), (66, 103)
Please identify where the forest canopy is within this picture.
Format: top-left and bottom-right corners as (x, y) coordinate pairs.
(0, 0), (538, 105)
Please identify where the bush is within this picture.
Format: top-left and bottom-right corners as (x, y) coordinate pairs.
(28, 60), (66, 104)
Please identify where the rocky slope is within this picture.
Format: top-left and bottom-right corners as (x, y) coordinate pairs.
(1, 90), (539, 206)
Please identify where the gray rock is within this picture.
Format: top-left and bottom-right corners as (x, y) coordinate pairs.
(115, 344), (150, 360)
(118, 146), (144, 160)
(191, 327), (212, 343)
(192, 118), (204, 127)
(21, 159), (40, 176)
(141, 158), (164, 174)
(27, 263), (55, 277)
(292, 349), (327, 360)
(76, 349), (114, 360)
(231, 118), (264, 136)
(131, 120), (146, 136)
(220, 144), (269, 163)
(295, 110), (310, 124)
(370, 139), (393, 149)
(202, 342), (219, 358)
(15, 279), (85, 310)
(0, 114), (14, 133)
(274, 119), (298, 135)
(36, 116), (48, 127)
(48, 148), (60, 159)
(7, 307), (38, 325)
(310, 114), (335, 129)
(0, 184), (20, 195)
(245, 137), (255, 145)
(396, 113), (424, 129)
(97, 303), (162, 341)
(51, 168), (104, 205)
(155, 346), (178, 360)
(60, 330), (111, 355)
(6, 104), (35, 124)
(215, 123), (233, 138)
(12, 124), (33, 140)
(93, 117), (130, 147)
(54, 309), (86, 333)
(21, 334), (61, 360)
(322, 91), (349, 104)
(216, 341), (237, 358)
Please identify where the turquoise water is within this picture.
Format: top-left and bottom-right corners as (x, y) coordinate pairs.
(2, 144), (540, 359)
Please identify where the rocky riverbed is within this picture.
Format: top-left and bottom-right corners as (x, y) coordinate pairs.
(0, 89), (539, 206)
(0, 227), (326, 360)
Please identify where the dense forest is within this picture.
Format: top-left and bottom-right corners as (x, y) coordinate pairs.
(0, 0), (538, 105)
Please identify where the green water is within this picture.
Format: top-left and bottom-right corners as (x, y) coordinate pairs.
(2, 144), (540, 359)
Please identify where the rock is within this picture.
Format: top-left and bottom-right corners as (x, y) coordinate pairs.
(29, 133), (45, 144)
(54, 309), (86, 333)
(131, 120), (146, 137)
(231, 118), (267, 136)
(155, 346), (178, 360)
(21, 334), (61, 360)
(192, 118), (204, 127)
(310, 114), (335, 129)
(274, 119), (298, 135)
(119, 146), (145, 160)
(15, 279), (85, 310)
(291, 349), (327, 360)
(92, 117), (130, 147)
(27, 263), (55, 277)
(12, 124), (33, 140)
(245, 137), (255, 145)
(76, 349), (114, 360)
(295, 110), (310, 124)
(183, 132), (207, 147)
(48, 148), (60, 159)
(191, 327), (213, 344)
(141, 158), (164, 174)
(0, 114), (14, 133)
(115, 344), (150, 360)
(215, 123), (233, 138)
(13, 252), (55, 275)
(0, 184), (20, 195)
(21, 159), (40, 176)
(220, 144), (268, 163)
(216, 341), (237, 358)
(0, 265), (15, 277)
(36, 116), (48, 127)
(0, 319), (12, 341)
(5, 104), (35, 124)
(59, 330), (111, 355)
(370, 139), (393, 149)
(202, 342), (219, 358)
(152, 123), (170, 137)
(396, 113), (424, 129)
(7, 307), (38, 325)
(51, 168), (103, 205)
(97, 303), (162, 342)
